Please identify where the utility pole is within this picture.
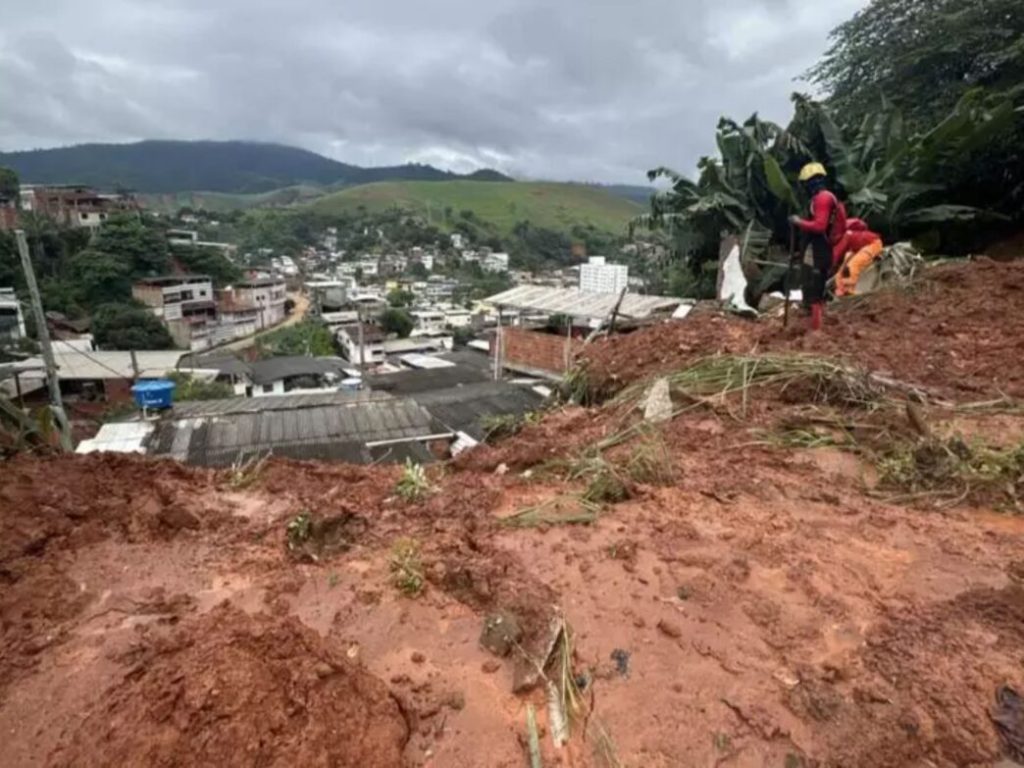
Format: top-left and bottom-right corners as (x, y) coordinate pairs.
(15, 230), (72, 451)
(357, 308), (366, 368)
(493, 308), (503, 382)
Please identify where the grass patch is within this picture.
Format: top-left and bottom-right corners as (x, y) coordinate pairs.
(395, 459), (433, 502)
(389, 537), (425, 597)
(624, 430), (677, 485)
(481, 411), (541, 443)
(308, 180), (641, 237)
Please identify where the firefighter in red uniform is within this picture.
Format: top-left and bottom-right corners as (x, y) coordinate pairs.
(835, 218), (884, 297)
(789, 163), (848, 331)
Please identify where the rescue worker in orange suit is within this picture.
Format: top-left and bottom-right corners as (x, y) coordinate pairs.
(788, 163), (848, 331)
(835, 218), (884, 297)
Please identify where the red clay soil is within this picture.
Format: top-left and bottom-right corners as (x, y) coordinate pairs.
(49, 603), (409, 768)
(4, 257), (1024, 768)
(582, 258), (1024, 400)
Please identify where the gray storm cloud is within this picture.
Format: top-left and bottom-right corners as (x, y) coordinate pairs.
(0, 0), (867, 182)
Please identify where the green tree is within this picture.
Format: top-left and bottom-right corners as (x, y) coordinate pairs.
(406, 261), (429, 280)
(807, 0), (1024, 131)
(171, 244), (242, 286)
(92, 303), (176, 350)
(806, 0), (1024, 219)
(166, 371), (234, 401)
(0, 167), (19, 200)
(94, 213), (170, 275)
(257, 320), (336, 357)
(387, 288), (416, 307)
(68, 249), (133, 307)
(379, 308), (414, 338)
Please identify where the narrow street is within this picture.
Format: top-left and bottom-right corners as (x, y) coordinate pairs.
(218, 291), (310, 352)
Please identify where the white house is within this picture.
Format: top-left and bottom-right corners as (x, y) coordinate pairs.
(0, 288), (26, 343)
(579, 257), (629, 295)
(410, 310), (447, 335)
(336, 323), (388, 366)
(482, 252), (510, 273)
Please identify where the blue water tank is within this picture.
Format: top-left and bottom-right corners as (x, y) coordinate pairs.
(131, 379), (176, 410)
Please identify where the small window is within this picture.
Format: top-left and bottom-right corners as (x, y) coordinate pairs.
(262, 384), (274, 393)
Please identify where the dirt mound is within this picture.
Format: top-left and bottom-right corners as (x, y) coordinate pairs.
(582, 258), (1024, 400)
(0, 453), (225, 567)
(50, 603), (408, 768)
(842, 585), (1024, 767)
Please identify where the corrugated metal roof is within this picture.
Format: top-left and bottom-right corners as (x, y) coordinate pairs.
(169, 391), (390, 418)
(413, 381), (545, 440)
(17, 349), (187, 381)
(485, 286), (681, 320)
(144, 395), (444, 467)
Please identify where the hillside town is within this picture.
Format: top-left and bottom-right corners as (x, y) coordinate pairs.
(1, 180), (683, 466)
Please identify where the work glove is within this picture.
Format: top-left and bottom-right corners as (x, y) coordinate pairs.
(788, 215), (802, 227)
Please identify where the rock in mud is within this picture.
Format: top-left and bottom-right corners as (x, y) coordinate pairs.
(157, 504), (201, 531)
(643, 377), (674, 423)
(479, 611), (522, 658)
(657, 618), (683, 639)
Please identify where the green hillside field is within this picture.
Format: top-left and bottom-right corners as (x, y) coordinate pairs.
(306, 181), (642, 236)
(140, 184), (333, 215)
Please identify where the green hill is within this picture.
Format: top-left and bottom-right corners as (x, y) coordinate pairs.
(140, 185), (334, 214)
(0, 140), (512, 194)
(307, 180), (642, 235)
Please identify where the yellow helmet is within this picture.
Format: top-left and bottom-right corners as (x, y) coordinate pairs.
(799, 162), (827, 182)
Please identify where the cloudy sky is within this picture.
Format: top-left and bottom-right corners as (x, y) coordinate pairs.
(0, 0), (867, 183)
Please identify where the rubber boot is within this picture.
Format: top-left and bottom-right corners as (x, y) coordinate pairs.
(809, 303), (824, 332)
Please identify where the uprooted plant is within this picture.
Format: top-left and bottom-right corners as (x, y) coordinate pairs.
(877, 436), (1024, 509)
(395, 459), (433, 502)
(613, 354), (884, 418)
(481, 411), (542, 443)
(227, 452), (270, 490)
(501, 496), (602, 529)
(285, 509), (366, 561)
(389, 537), (425, 597)
(286, 511), (313, 551)
(519, 617), (623, 767)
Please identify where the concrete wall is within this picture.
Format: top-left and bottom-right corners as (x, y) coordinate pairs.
(499, 326), (581, 377)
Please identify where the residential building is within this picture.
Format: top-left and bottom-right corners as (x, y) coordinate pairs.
(410, 310), (447, 335)
(19, 185), (138, 229)
(230, 277), (288, 329)
(450, 233), (465, 250)
(133, 275), (215, 319)
(0, 288), (26, 343)
(336, 323), (388, 366)
(133, 275), (218, 350)
(4, 342), (187, 403)
(167, 229), (200, 245)
(482, 252), (510, 273)
(579, 257), (629, 295)
(443, 308), (472, 328)
(307, 280), (353, 311)
(245, 356), (351, 397)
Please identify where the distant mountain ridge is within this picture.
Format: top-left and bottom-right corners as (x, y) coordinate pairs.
(0, 140), (514, 194)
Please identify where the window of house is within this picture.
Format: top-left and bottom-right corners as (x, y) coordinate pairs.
(262, 384), (275, 393)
